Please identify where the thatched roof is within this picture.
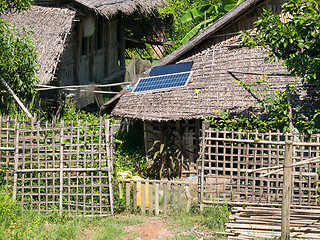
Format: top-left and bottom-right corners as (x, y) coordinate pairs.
(108, 0), (300, 121)
(2, 5), (76, 85)
(73, 0), (168, 18)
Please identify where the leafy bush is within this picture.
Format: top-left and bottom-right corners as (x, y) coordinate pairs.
(206, 80), (320, 134)
(114, 121), (148, 177)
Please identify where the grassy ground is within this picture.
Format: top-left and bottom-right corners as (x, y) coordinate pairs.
(0, 187), (229, 240)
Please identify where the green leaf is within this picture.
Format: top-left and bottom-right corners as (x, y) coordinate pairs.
(160, 144), (165, 154)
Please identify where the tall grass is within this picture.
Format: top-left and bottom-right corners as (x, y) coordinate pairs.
(0, 187), (138, 240)
(167, 203), (230, 232)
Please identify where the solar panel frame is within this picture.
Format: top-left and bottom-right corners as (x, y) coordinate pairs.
(149, 62), (193, 77)
(132, 71), (193, 94)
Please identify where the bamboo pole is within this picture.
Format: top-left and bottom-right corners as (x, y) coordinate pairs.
(59, 121), (64, 215)
(0, 77), (33, 119)
(200, 121), (210, 211)
(13, 121), (19, 199)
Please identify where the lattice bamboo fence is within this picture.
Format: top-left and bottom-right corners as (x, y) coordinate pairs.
(0, 117), (16, 184)
(199, 125), (320, 207)
(0, 118), (114, 216)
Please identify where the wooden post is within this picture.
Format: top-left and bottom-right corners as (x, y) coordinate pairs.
(119, 182), (123, 199)
(281, 140), (293, 239)
(163, 182), (167, 213)
(155, 183), (159, 215)
(149, 183), (153, 214)
(133, 181), (137, 211)
(178, 184), (182, 209)
(185, 185), (191, 212)
(200, 121), (210, 211)
(141, 182), (146, 214)
(126, 182), (130, 211)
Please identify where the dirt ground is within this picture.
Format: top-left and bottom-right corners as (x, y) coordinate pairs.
(123, 217), (176, 239)
(122, 216), (217, 240)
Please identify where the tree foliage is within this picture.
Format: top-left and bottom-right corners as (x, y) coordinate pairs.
(0, 0), (38, 115)
(160, 0), (241, 49)
(159, 0), (218, 49)
(242, 0), (320, 84)
(180, 0), (242, 44)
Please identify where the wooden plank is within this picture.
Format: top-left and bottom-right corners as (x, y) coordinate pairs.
(178, 184), (182, 208)
(170, 183), (174, 208)
(149, 183), (153, 214)
(141, 182), (146, 214)
(185, 185), (191, 211)
(163, 182), (167, 213)
(155, 183), (159, 215)
(126, 182), (130, 211)
(133, 182), (137, 211)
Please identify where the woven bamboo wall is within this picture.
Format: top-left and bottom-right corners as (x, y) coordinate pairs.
(200, 129), (320, 206)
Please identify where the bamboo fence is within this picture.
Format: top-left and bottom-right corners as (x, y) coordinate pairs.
(0, 117), (114, 216)
(118, 179), (197, 215)
(199, 125), (320, 207)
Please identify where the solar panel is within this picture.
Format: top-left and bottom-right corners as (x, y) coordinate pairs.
(132, 71), (193, 93)
(149, 62), (193, 77)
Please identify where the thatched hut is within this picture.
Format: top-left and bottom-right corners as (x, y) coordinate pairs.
(3, 0), (167, 108)
(103, 0), (320, 176)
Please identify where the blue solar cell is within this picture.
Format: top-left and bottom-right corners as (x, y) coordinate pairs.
(133, 71), (193, 93)
(149, 62), (193, 77)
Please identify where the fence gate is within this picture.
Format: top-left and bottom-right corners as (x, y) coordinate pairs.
(13, 120), (114, 216)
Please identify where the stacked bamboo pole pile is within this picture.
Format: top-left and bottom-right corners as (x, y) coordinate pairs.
(223, 206), (320, 239)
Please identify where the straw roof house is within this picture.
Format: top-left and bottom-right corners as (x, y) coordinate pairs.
(3, 0), (167, 108)
(103, 0), (307, 176)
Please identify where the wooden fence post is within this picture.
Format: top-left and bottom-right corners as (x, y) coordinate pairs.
(281, 140), (293, 239)
(200, 121), (210, 211)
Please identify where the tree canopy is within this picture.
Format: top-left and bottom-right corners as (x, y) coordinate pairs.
(0, 0), (38, 115)
(160, 0), (241, 49)
(242, 0), (320, 84)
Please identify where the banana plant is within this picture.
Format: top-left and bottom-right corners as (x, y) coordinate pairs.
(180, 0), (243, 44)
(148, 139), (182, 180)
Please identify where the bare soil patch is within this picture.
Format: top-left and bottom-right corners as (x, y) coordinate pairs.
(123, 217), (177, 239)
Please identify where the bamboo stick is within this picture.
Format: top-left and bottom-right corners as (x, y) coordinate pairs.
(0, 77), (33, 119)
